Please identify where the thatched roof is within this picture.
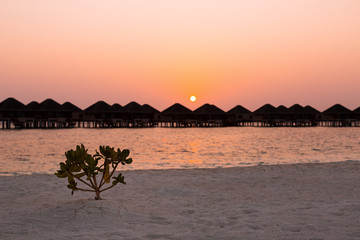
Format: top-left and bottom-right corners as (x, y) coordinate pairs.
(0, 97), (25, 111)
(84, 101), (113, 112)
(123, 101), (144, 113)
(227, 105), (251, 114)
(194, 104), (225, 114)
(39, 99), (62, 111)
(111, 104), (123, 112)
(253, 104), (277, 114)
(276, 105), (289, 115)
(304, 105), (320, 114)
(162, 103), (192, 114)
(26, 101), (41, 111)
(62, 102), (82, 112)
(323, 104), (352, 114)
(142, 104), (160, 113)
(353, 106), (360, 113)
(289, 104), (306, 114)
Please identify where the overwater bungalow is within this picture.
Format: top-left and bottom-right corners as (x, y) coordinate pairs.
(160, 103), (195, 127)
(253, 104), (277, 126)
(62, 102), (83, 127)
(110, 103), (125, 127)
(122, 101), (149, 127)
(24, 101), (41, 128)
(36, 99), (65, 128)
(193, 104), (226, 127)
(0, 97), (26, 129)
(142, 104), (161, 126)
(83, 101), (114, 127)
(226, 105), (252, 126)
(322, 104), (353, 127)
(288, 104), (310, 127)
(274, 105), (289, 126)
(303, 105), (321, 125)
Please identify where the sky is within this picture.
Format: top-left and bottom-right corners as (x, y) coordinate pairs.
(1, 0), (359, 111)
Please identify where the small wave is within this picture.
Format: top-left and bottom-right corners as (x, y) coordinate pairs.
(180, 149), (191, 153)
(16, 158), (30, 162)
(312, 148), (321, 151)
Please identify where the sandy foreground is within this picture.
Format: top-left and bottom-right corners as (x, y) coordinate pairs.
(1, 161), (360, 240)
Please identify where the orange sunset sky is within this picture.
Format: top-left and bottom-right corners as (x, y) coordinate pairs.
(1, 0), (359, 111)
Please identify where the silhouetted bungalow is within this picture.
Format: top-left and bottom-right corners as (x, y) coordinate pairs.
(276, 105), (289, 114)
(123, 101), (144, 119)
(304, 105), (321, 123)
(25, 101), (41, 125)
(84, 101), (113, 127)
(253, 104), (277, 126)
(193, 104), (225, 127)
(62, 102), (82, 115)
(304, 105), (321, 115)
(143, 104), (160, 114)
(25, 101), (41, 117)
(111, 103), (123, 112)
(111, 103), (124, 117)
(108, 104), (125, 127)
(322, 104), (353, 126)
(62, 102), (83, 127)
(276, 105), (289, 120)
(287, 104), (317, 126)
(39, 99), (63, 117)
(161, 103), (194, 127)
(26, 101), (41, 110)
(24, 99), (64, 127)
(142, 104), (161, 122)
(226, 105), (252, 126)
(0, 98), (26, 128)
(122, 101), (152, 127)
(289, 104), (306, 120)
(323, 104), (352, 119)
(84, 101), (113, 115)
(0, 97), (25, 118)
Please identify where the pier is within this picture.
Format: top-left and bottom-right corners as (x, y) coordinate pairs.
(1, 98), (360, 129)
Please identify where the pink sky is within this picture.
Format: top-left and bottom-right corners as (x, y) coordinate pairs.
(1, 0), (359, 111)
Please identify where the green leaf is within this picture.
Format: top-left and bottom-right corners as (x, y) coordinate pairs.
(70, 164), (81, 172)
(125, 158), (133, 164)
(54, 171), (68, 178)
(60, 162), (66, 171)
(121, 149), (130, 159)
(74, 172), (86, 178)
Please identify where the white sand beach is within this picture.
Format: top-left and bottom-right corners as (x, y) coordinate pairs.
(1, 161), (360, 240)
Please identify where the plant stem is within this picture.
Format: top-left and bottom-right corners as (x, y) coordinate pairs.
(98, 160), (106, 187)
(76, 187), (95, 193)
(68, 172), (94, 189)
(99, 184), (116, 192)
(95, 191), (102, 200)
(93, 175), (99, 191)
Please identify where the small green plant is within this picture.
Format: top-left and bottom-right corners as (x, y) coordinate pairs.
(55, 144), (132, 200)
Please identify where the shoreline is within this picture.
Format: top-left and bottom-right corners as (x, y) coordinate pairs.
(1, 160), (360, 239)
(2, 159), (360, 177)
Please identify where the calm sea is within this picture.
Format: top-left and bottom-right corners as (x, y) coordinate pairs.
(1, 127), (359, 175)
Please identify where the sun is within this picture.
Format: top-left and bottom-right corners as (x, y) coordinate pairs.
(190, 95), (197, 102)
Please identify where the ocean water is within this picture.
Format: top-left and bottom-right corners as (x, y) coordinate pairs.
(0, 127), (359, 175)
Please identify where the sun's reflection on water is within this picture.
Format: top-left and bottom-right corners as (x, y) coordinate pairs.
(1, 127), (360, 175)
